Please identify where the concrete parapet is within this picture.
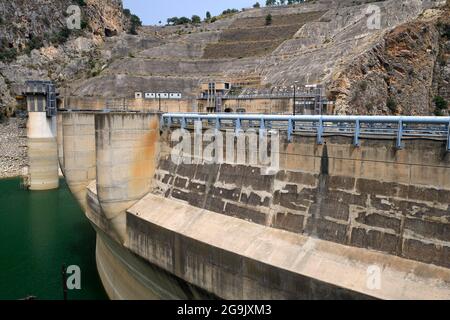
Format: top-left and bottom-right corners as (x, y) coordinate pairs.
(95, 113), (160, 243)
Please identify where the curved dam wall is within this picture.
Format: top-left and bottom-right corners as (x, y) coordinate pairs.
(58, 112), (450, 299)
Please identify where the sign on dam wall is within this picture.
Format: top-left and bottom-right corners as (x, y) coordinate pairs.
(56, 111), (450, 300)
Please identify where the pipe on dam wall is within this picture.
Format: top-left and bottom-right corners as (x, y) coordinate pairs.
(56, 113), (64, 173)
(95, 113), (160, 243)
(27, 112), (59, 190)
(61, 113), (96, 212)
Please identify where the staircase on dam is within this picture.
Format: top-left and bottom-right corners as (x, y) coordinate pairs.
(57, 109), (450, 300)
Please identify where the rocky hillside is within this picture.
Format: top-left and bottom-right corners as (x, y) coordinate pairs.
(0, 0), (448, 116)
(64, 0), (448, 115)
(0, 0), (135, 116)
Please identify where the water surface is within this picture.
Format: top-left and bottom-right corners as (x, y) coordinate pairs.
(0, 178), (107, 300)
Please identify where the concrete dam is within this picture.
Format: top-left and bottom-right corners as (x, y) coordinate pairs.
(39, 108), (450, 300)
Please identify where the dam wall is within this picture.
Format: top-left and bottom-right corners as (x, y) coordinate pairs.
(151, 131), (450, 269)
(58, 111), (450, 299)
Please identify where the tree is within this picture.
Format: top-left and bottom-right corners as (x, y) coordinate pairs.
(177, 17), (191, 25)
(222, 8), (239, 15)
(129, 14), (142, 35)
(191, 15), (201, 24)
(206, 11), (211, 21)
(253, 2), (261, 8)
(167, 16), (191, 25)
(265, 13), (273, 25)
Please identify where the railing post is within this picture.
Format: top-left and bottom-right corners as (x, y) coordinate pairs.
(288, 119), (293, 142)
(167, 116), (172, 127)
(215, 117), (221, 131)
(235, 118), (241, 136)
(447, 121), (450, 152)
(181, 117), (186, 129)
(317, 119), (324, 145)
(260, 118), (266, 138)
(195, 117), (202, 135)
(354, 119), (360, 147)
(396, 120), (403, 149)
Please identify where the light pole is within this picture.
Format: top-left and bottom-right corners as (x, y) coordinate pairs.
(292, 81), (299, 116)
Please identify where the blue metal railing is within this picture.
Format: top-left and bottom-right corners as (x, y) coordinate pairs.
(161, 113), (450, 151)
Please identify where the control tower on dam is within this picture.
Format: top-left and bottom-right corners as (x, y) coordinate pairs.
(57, 110), (450, 300)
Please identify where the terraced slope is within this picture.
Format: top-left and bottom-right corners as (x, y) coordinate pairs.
(203, 11), (327, 59)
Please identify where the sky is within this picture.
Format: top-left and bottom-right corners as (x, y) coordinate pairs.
(122, 0), (259, 25)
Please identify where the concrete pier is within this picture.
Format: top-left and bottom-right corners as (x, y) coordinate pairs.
(62, 112), (96, 211)
(95, 113), (160, 243)
(25, 81), (59, 191)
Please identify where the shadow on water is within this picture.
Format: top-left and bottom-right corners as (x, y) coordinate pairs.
(0, 178), (107, 300)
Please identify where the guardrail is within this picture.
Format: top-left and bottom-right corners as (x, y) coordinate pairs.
(198, 93), (326, 100)
(161, 113), (450, 151)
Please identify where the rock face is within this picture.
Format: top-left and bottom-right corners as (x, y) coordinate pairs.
(329, 6), (450, 115)
(0, 0), (128, 50)
(0, 0), (130, 115)
(0, 118), (27, 178)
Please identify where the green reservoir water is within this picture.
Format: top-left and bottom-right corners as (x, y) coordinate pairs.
(0, 178), (107, 300)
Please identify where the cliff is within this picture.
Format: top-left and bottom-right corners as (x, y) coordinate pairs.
(0, 0), (133, 115)
(329, 3), (450, 115)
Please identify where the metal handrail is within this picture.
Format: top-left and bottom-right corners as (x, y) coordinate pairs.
(161, 113), (450, 151)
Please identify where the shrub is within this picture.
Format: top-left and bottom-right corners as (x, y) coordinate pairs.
(25, 36), (44, 54)
(434, 96), (448, 111)
(386, 97), (397, 113)
(51, 27), (71, 45)
(265, 14), (273, 26)
(0, 48), (18, 62)
(74, 0), (87, 6)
